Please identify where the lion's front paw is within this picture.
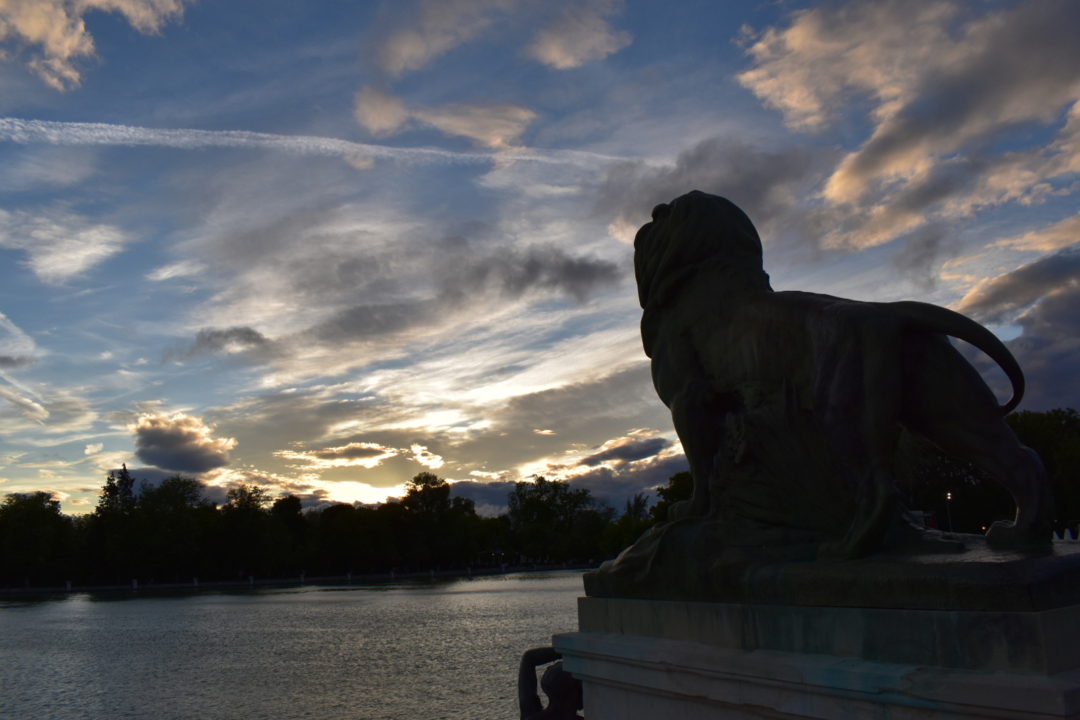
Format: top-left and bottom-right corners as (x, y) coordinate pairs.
(985, 520), (1052, 552)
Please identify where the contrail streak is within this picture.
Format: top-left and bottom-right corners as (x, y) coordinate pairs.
(0, 117), (623, 167)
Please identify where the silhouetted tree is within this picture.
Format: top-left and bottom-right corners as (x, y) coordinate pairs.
(399, 472), (483, 568)
(269, 494), (306, 573)
(650, 471), (692, 523)
(603, 493), (653, 555)
(84, 465), (140, 582)
(0, 492), (72, 586)
(136, 476), (214, 582)
(220, 484), (272, 577)
(508, 477), (607, 562)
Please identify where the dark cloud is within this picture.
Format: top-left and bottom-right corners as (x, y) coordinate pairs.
(1006, 284), (1080, 411)
(0, 355), (33, 368)
(594, 136), (825, 237)
(310, 299), (433, 343)
(309, 443), (393, 461)
(891, 225), (947, 290)
(132, 413), (236, 473)
(439, 245), (622, 304)
(570, 452), (689, 510)
(164, 326), (269, 362)
(308, 246), (620, 343)
(579, 436), (669, 467)
(959, 247), (1080, 324)
(953, 247), (1080, 411)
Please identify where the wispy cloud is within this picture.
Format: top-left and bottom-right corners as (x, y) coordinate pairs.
(413, 103), (536, 148)
(275, 441), (399, 471)
(994, 213), (1080, 253)
(375, 0), (517, 76)
(0, 385), (48, 424)
(353, 88), (536, 148)
(0, 208), (129, 283)
(0, 117), (621, 167)
(738, 0), (1080, 249)
(0, 0), (188, 90)
(527, 0), (631, 70)
(0, 311), (37, 367)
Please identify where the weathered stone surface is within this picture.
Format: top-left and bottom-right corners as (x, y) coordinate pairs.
(554, 630), (1080, 719)
(576, 591), (1080, 673)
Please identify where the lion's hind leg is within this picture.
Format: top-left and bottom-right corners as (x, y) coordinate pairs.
(924, 420), (1050, 550)
(903, 349), (1053, 550)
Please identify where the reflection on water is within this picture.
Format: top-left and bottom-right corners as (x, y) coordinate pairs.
(0, 570), (583, 720)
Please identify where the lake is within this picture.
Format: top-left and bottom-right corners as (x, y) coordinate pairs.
(0, 570), (583, 720)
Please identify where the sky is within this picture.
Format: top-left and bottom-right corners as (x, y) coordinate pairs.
(0, 0), (1078, 516)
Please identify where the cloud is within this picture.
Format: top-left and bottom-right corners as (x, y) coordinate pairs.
(0, 384), (48, 423)
(739, 0), (1080, 209)
(569, 452), (687, 509)
(594, 135), (824, 242)
(995, 213), (1080, 253)
(410, 443), (444, 469)
(956, 247), (1080, 325)
(0, 146), (97, 190)
(413, 103), (536, 148)
(164, 326), (269, 362)
(0, 311), (36, 367)
(579, 433), (669, 467)
(0, 208), (129, 283)
(146, 259), (205, 281)
(951, 247), (1080, 411)
(274, 441), (399, 470)
(131, 412), (237, 473)
(0, 117), (610, 168)
(354, 86), (410, 137)
(302, 243), (620, 347)
(527, 0), (631, 70)
(890, 225), (947, 290)
(438, 245), (621, 303)
(84, 442), (104, 455)
(737, 1), (960, 133)
(352, 89), (536, 149)
(375, 0), (516, 76)
(0, 0), (187, 90)
(1005, 284), (1080, 411)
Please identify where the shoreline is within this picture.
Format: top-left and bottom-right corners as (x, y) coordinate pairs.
(0, 562), (596, 600)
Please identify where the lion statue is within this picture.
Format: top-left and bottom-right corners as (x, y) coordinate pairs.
(632, 190), (1051, 561)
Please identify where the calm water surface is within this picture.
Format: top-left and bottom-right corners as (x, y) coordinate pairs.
(0, 570), (583, 720)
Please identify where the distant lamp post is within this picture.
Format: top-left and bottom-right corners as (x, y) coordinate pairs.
(945, 491), (953, 532)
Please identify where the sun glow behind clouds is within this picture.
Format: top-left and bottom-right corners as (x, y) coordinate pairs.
(1, 0), (1078, 512)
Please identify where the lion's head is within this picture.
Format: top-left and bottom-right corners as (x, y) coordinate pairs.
(634, 191), (771, 311)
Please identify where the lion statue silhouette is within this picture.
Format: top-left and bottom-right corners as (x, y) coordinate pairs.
(587, 191), (1052, 598)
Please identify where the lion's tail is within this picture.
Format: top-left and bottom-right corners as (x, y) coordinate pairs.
(889, 301), (1025, 414)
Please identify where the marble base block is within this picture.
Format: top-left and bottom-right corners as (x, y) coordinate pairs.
(554, 597), (1080, 719)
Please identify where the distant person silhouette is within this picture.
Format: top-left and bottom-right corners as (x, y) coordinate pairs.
(518, 647), (583, 719)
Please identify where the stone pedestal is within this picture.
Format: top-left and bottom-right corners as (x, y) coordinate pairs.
(556, 543), (1080, 719)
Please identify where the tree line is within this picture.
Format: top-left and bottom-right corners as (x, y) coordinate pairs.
(1, 408), (1076, 590)
(0, 470), (656, 589)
